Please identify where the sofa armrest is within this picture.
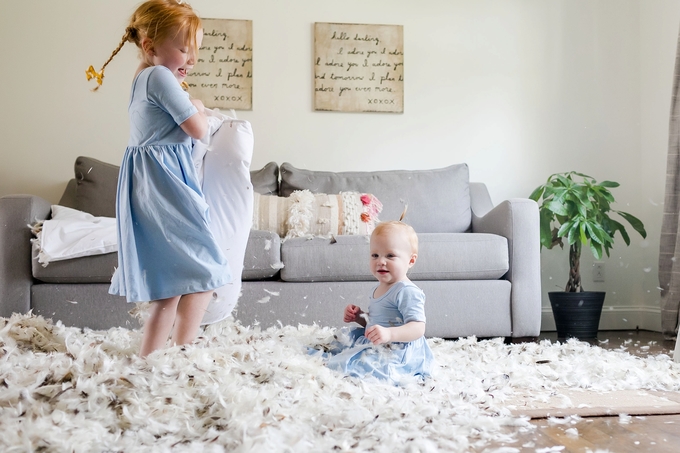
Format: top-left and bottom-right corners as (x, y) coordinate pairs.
(0, 195), (51, 317)
(471, 186), (541, 337)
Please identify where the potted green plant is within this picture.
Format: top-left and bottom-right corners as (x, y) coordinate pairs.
(529, 171), (647, 339)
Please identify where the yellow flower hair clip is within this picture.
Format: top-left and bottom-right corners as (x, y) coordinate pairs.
(85, 65), (104, 91)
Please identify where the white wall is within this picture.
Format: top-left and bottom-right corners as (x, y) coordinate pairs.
(1, 0), (679, 331)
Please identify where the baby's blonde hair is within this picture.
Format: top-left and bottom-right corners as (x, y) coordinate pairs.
(86, 0), (201, 90)
(371, 221), (419, 255)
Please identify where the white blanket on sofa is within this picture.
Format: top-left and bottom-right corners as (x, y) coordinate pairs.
(33, 205), (117, 265)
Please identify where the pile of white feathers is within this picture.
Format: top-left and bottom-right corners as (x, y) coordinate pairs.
(1, 313), (679, 452)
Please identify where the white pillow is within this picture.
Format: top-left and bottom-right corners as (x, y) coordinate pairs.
(32, 205), (117, 266)
(193, 109), (255, 325)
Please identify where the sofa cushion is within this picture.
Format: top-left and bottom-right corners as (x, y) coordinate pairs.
(72, 156), (119, 218)
(32, 245), (118, 284)
(33, 229), (283, 283)
(280, 233), (508, 282)
(242, 229), (282, 280)
(62, 157), (280, 218)
(279, 163), (471, 233)
(251, 161), (279, 196)
(252, 190), (382, 239)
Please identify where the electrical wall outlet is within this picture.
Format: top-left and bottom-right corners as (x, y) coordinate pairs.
(593, 262), (605, 282)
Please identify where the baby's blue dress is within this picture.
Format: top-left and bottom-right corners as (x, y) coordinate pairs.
(109, 66), (231, 302)
(324, 281), (435, 385)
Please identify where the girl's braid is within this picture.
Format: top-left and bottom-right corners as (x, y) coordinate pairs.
(86, 27), (136, 91)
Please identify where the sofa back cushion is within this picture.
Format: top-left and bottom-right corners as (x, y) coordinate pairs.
(251, 161), (280, 196)
(59, 156), (280, 218)
(70, 156), (120, 218)
(279, 163), (471, 233)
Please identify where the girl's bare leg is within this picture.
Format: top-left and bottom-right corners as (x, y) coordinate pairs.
(171, 290), (212, 346)
(139, 296), (181, 357)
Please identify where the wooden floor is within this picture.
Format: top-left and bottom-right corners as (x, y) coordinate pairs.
(481, 330), (680, 453)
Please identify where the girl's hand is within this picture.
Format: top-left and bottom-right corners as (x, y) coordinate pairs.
(365, 325), (392, 345)
(191, 98), (206, 114)
(344, 304), (363, 323)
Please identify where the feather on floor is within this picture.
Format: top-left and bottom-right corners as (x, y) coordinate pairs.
(1, 313), (679, 452)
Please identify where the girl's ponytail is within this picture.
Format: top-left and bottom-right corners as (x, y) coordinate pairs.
(86, 27), (136, 91)
(87, 1), (200, 91)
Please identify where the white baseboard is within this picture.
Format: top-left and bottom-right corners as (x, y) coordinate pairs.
(541, 305), (662, 332)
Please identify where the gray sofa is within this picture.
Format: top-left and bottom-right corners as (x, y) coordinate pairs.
(0, 157), (541, 338)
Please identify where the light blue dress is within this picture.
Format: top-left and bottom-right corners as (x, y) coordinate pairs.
(109, 66), (231, 302)
(324, 281), (435, 385)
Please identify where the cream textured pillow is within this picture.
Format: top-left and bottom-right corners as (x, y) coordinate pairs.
(252, 190), (382, 239)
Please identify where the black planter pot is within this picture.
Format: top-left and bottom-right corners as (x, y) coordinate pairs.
(548, 291), (606, 340)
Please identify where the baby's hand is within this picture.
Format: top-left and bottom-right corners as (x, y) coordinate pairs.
(365, 325), (392, 345)
(343, 304), (363, 323)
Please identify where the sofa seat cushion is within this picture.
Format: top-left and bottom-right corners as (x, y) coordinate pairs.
(242, 230), (282, 280)
(279, 163), (471, 234)
(31, 246), (117, 283)
(33, 230), (283, 283)
(280, 233), (508, 282)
